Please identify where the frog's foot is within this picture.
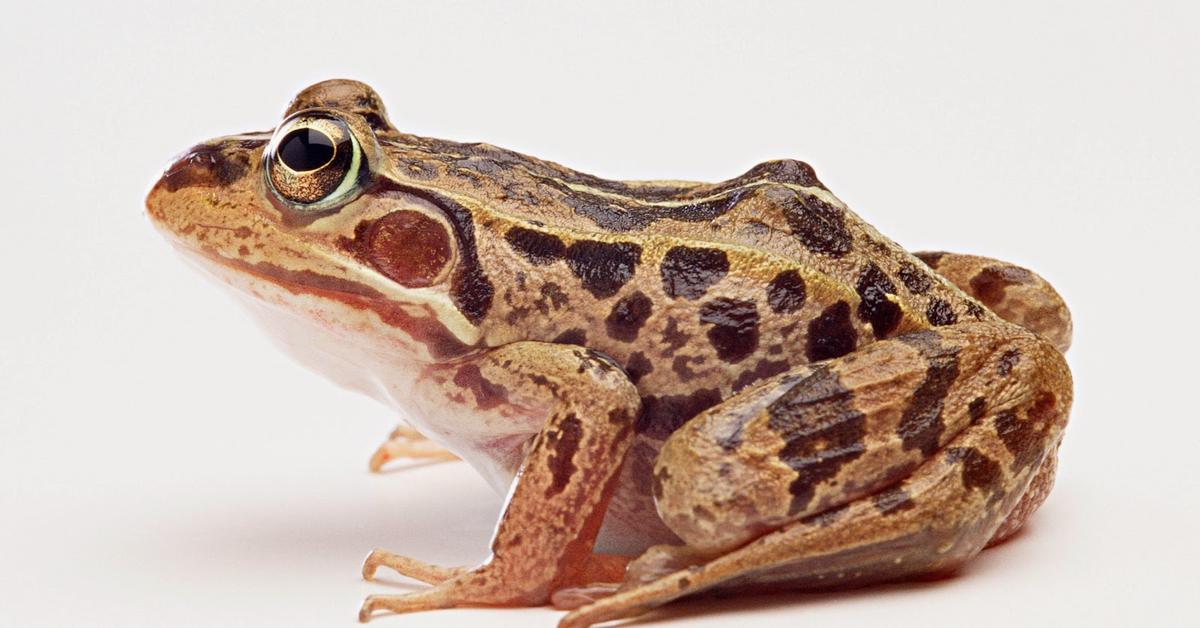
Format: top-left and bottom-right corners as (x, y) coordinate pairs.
(915, 251), (1073, 353)
(368, 425), (458, 472)
(362, 549), (468, 585)
(360, 551), (631, 621)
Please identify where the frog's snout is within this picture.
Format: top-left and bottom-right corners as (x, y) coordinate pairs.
(145, 138), (264, 232)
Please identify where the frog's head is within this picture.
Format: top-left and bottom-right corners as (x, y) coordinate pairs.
(147, 80), (486, 388)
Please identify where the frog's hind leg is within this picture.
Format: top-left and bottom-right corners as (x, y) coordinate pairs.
(916, 251), (1072, 352)
(915, 251), (1071, 544)
(368, 424), (458, 473)
(558, 324), (1072, 628)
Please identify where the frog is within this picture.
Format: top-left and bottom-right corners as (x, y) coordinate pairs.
(145, 79), (1073, 627)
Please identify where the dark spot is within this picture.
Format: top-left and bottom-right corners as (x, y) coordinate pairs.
(564, 240), (642, 298)
(970, 265), (1035, 307)
(504, 226), (565, 265)
(897, 332), (961, 456)
(855, 263), (902, 338)
(660, 246), (729, 300)
(625, 351), (653, 384)
(605, 291), (654, 342)
(698, 298), (760, 364)
(995, 392), (1058, 472)
(553, 328), (587, 346)
(873, 486), (916, 516)
(805, 301), (858, 362)
(678, 577), (691, 590)
(914, 251), (946, 268)
(926, 298), (958, 326)
(779, 191), (853, 257)
(660, 317), (690, 356)
(767, 270), (808, 314)
(732, 358), (790, 392)
(969, 397), (988, 422)
(805, 502), (852, 527)
(672, 355), (704, 381)
(965, 301), (987, 319)
(998, 349), (1021, 376)
(453, 364), (508, 411)
(637, 388), (722, 439)
(946, 447), (1002, 494)
(768, 366), (868, 515)
(897, 261), (934, 294)
(545, 414), (583, 497)
(540, 282), (569, 310)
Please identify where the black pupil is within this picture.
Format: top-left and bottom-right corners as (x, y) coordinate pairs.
(278, 128), (336, 171)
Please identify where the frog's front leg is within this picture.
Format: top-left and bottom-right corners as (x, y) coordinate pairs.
(368, 424), (458, 472)
(561, 323), (1071, 628)
(359, 342), (641, 621)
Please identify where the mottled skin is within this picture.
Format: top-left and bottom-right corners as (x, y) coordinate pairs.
(145, 80), (1074, 627)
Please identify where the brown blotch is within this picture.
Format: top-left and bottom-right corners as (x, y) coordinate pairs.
(698, 298), (760, 364)
(998, 349), (1021, 376)
(504, 226), (566, 265)
(806, 301), (858, 362)
(926, 298), (958, 326)
(672, 355), (704, 381)
(946, 447), (1002, 493)
(564, 240), (642, 299)
(873, 486), (916, 516)
(625, 351), (653, 384)
(856, 262), (902, 338)
(779, 191), (853, 257)
(732, 358), (791, 392)
(768, 366), (868, 515)
(897, 261), (934, 294)
(766, 269), (808, 314)
(544, 414), (583, 497)
(364, 211), (452, 288)
(660, 246), (729, 300)
(970, 265), (1035, 307)
(637, 388), (722, 439)
(552, 328), (587, 346)
(969, 397), (988, 421)
(995, 392), (1058, 472)
(897, 332), (961, 456)
(605, 291), (654, 342)
(540, 283), (569, 310)
(453, 364), (508, 411)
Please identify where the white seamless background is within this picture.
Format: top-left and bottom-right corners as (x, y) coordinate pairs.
(1, 2), (1196, 627)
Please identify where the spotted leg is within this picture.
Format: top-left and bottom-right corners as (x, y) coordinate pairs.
(916, 251), (1072, 543)
(368, 424), (458, 472)
(559, 322), (1071, 627)
(358, 342), (641, 622)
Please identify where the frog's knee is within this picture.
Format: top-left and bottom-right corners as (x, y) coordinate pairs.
(652, 412), (796, 554)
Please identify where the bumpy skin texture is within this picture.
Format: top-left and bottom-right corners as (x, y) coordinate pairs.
(145, 80), (1074, 627)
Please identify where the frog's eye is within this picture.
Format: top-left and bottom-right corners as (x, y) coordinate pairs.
(265, 112), (365, 210)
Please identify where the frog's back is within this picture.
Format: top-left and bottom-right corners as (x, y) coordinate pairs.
(380, 134), (991, 366)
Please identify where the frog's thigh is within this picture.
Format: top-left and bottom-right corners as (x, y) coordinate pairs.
(561, 325), (1072, 628)
(360, 342), (641, 620)
(916, 251), (1072, 352)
